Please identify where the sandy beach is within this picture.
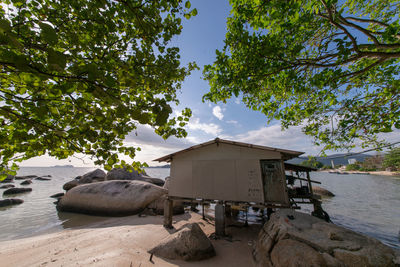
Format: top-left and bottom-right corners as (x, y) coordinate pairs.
(0, 212), (260, 267)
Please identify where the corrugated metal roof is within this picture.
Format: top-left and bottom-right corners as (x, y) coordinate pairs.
(153, 138), (304, 162)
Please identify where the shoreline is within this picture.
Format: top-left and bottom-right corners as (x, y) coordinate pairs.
(0, 212), (260, 267)
(319, 169), (400, 177)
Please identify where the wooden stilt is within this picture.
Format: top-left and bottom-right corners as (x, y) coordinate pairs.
(163, 198), (173, 229)
(215, 201), (225, 236)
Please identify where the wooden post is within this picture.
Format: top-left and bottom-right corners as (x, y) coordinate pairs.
(163, 198), (173, 229)
(306, 171), (314, 197)
(215, 201), (225, 236)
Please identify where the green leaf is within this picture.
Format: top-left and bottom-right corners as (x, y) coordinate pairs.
(39, 22), (58, 45)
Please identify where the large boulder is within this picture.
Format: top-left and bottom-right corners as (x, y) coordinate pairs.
(57, 180), (167, 216)
(78, 169), (106, 183)
(0, 198), (23, 207)
(62, 169), (106, 191)
(149, 223), (215, 261)
(253, 210), (398, 267)
(3, 187), (32, 195)
(105, 167), (147, 180)
(105, 167), (164, 186)
(63, 179), (80, 191)
(145, 177), (165, 187)
(313, 186), (335, 197)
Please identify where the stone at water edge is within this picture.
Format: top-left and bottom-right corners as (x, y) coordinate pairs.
(50, 192), (64, 198)
(57, 180), (167, 216)
(253, 210), (398, 267)
(62, 169), (108, 191)
(62, 179), (80, 191)
(148, 223), (216, 261)
(15, 175), (38, 180)
(0, 198), (23, 208)
(0, 184), (15, 189)
(3, 187), (32, 195)
(35, 177), (51, 181)
(313, 186), (335, 197)
(20, 180), (32, 185)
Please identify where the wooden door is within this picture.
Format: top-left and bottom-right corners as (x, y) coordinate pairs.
(260, 160), (289, 205)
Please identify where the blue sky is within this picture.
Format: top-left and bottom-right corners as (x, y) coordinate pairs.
(21, 0), (399, 167)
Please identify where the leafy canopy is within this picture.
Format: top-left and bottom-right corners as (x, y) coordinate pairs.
(300, 156), (324, 169)
(383, 147), (400, 170)
(0, 0), (198, 176)
(204, 0), (400, 152)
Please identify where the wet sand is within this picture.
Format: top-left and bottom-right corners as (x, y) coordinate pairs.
(0, 212), (260, 267)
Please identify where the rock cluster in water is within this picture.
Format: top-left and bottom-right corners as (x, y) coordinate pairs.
(253, 209), (399, 267)
(0, 174), (51, 209)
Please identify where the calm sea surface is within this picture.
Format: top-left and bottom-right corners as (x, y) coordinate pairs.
(0, 167), (399, 249)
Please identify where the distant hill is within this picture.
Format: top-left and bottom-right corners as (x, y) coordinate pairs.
(147, 164), (170, 168)
(287, 153), (373, 166)
(51, 165), (74, 168)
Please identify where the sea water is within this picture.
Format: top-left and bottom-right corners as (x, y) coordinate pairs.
(0, 167), (399, 249)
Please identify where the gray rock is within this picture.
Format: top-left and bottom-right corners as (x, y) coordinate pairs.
(105, 167), (148, 181)
(149, 223), (215, 261)
(163, 177), (170, 189)
(0, 184), (15, 189)
(270, 239), (327, 267)
(35, 177), (51, 181)
(20, 180), (32, 185)
(3, 187), (32, 195)
(50, 192), (64, 198)
(145, 177), (165, 187)
(253, 210), (397, 267)
(15, 175), (38, 180)
(57, 180), (167, 216)
(62, 179), (80, 191)
(78, 169), (106, 184)
(313, 186), (335, 197)
(0, 198), (23, 207)
(105, 167), (164, 186)
(62, 169), (107, 191)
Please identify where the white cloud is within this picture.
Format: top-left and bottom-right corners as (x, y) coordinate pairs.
(212, 106), (224, 120)
(234, 124), (321, 155)
(186, 118), (222, 136)
(227, 120), (238, 125)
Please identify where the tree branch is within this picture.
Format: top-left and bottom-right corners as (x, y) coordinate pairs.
(344, 17), (389, 28)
